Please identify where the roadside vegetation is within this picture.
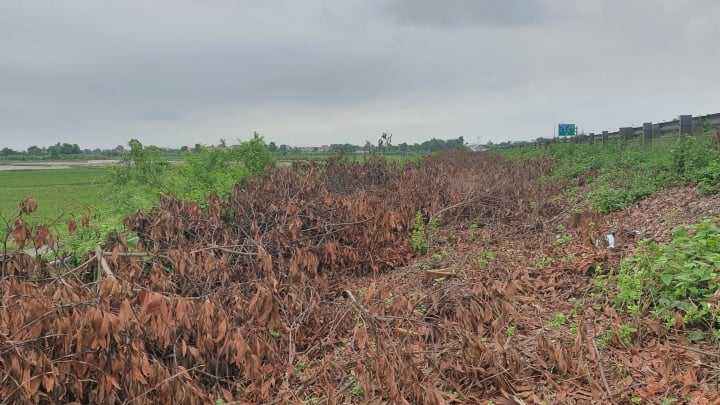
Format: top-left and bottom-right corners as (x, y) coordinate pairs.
(1, 134), (275, 261)
(498, 129), (720, 351)
(1, 130), (720, 402)
(1, 134), (437, 263)
(499, 131), (720, 213)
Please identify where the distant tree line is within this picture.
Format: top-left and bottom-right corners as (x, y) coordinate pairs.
(0, 134), (469, 161)
(267, 136), (468, 156)
(0, 143), (189, 161)
(0, 142), (130, 160)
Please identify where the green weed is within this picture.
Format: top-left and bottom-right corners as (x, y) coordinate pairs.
(411, 211), (438, 255)
(613, 219), (720, 332)
(545, 313), (568, 329)
(348, 370), (363, 397)
(536, 256), (554, 268)
(498, 134), (720, 213)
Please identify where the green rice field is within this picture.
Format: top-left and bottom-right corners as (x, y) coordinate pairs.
(0, 167), (112, 239)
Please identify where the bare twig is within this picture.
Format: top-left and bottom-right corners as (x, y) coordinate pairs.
(101, 251), (157, 257)
(191, 244), (257, 256)
(667, 342), (720, 358)
(592, 339), (612, 400)
(428, 190), (492, 225)
(123, 364), (202, 405)
(94, 246), (117, 282)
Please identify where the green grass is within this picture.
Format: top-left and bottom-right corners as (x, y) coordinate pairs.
(0, 167), (113, 244)
(497, 133), (720, 213)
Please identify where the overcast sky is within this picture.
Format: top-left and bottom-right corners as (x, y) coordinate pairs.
(1, 0), (719, 150)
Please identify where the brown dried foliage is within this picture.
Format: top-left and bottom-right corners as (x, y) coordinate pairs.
(2, 151), (717, 404)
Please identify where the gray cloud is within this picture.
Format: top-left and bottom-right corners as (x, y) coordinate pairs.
(140, 110), (182, 122)
(0, 1), (719, 150)
(383, 0), (546, 28)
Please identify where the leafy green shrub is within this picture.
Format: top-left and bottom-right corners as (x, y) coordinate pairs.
(687, 152), (720, 195)
(670, 135), (717, 182)
(498, 135), (720, 212)
(411, 211), (429, 255)
(176, 134), (274, 202)
(109, 134), (274, 214)
(499, 139), (669, 211)
(588, 187), (628, 213)
(614, 219), (720, 330)
(694, 157), (720, 196)
(109, 139), (174, 214)
(411, 211), (438, 255)
(589, 183), (656, 214)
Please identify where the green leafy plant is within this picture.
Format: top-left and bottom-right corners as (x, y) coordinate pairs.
(565, 253), (574, 265)
(109, 139), (174, 214)
(590, 184), (657, 214)
(696, 159), (720, 196)
(536, 256), (554, 268)
(596, 331), (611, 349)
(618, 324), (637, 345)
(294, 361), (310, 373)
(498, 136), (712, 213)
(431, 250), (448, 261)
(411, 211), (438, 255)
(268, 329), (281, 338)
(567, 298), (582, 318)
(545, 313), (567, 329)
(661, 396), (678, 405)
(349, 370), (363, 397)
(613, 219), (720, 330)
(670, 134), (718, 182)
(177, 133), (274, 203)
(446, 388), (461, 399)
(109, 134), (274, 214)
(476, 250), (495, 269)
(411, 211), (429, 255)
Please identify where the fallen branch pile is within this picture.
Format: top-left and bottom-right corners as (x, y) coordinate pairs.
(4, 151), (716, 403)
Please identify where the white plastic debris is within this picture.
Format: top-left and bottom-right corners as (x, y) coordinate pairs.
(604, 233), (615, 249)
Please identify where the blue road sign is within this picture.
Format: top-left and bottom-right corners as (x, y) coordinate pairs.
(558, 124), (577, 137)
